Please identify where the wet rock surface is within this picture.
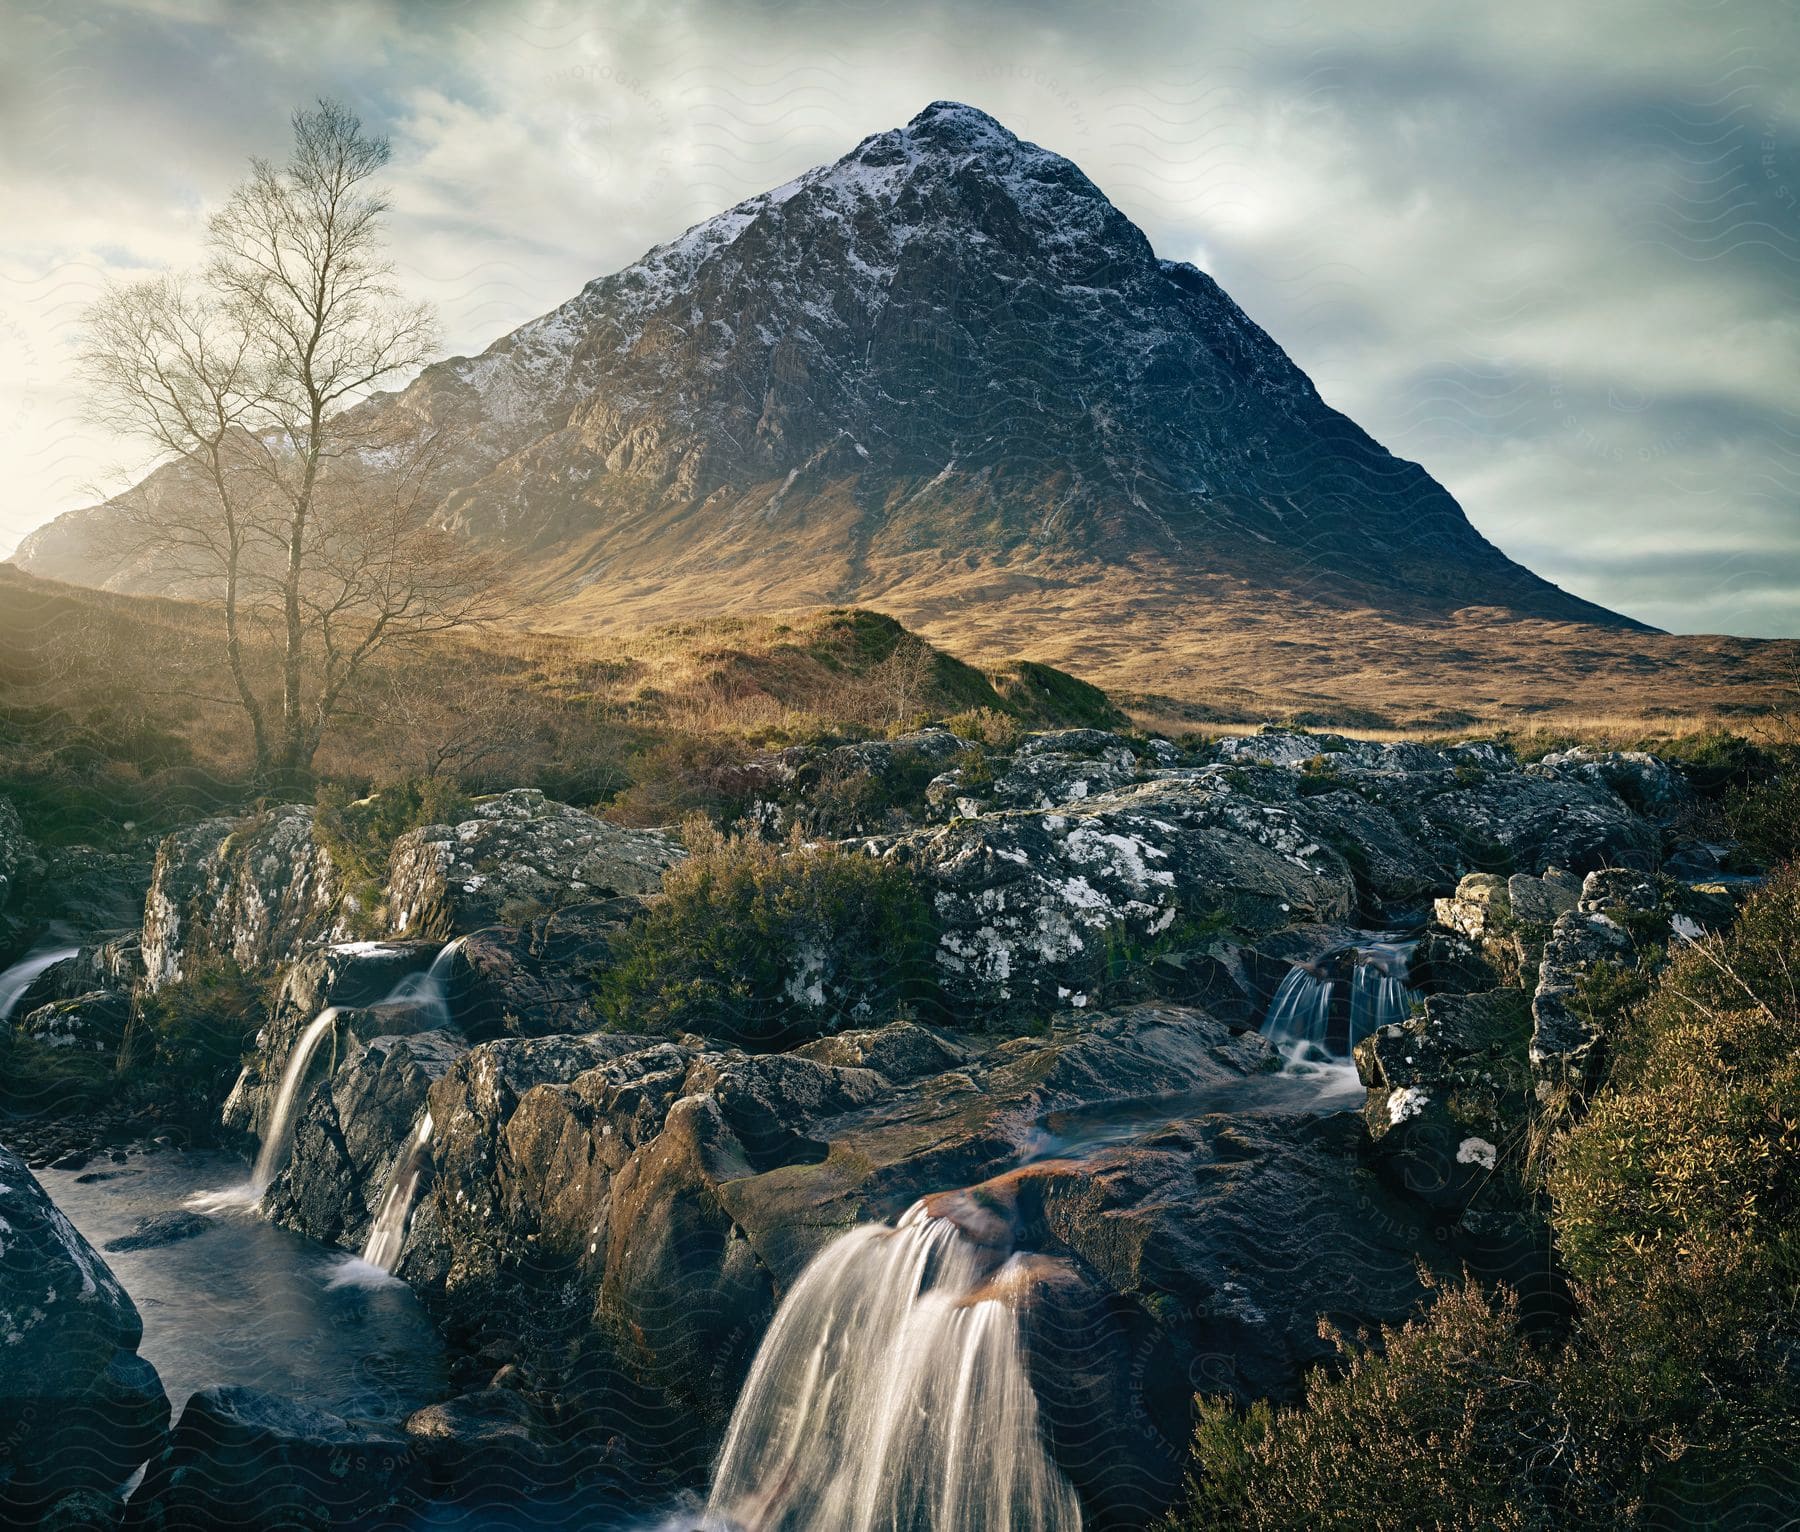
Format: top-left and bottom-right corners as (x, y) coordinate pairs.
(0, 1142), (170, 1518)
(124, 1386), (416, 1532)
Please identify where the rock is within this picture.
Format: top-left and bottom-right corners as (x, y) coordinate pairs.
(1535, 747), (1696, 827)
(141, 806), (342, 991)
(404, 1388), (555, 1505)
(0, 1142), (170, 1516)
(399, 1005), (1437, 1518)
(1506, 866), (1583, 926)
(982, 738), (1143, 813)
(265, 1031), (468, 1253)
(29, 847), (154, 944)
(871, 777), (1357, 1019)
(18, 990), (131, 1054)
(124, 1386), (417, 1532)
(0, 798), (36, 949)
(40, 1487), (124, 1531)
(386, 789), (682, 938)
(102, 1211), (212, 1253)
(792, 1018), (973, 1082)
(772, 727), (976, 835)
(1530, 872), (1647, 1096)
(444, 898), (640, 1040)
(1355, 988), (1534, 1213)
(220, 939), (444, 1142)
(1433, 872), (1509, 941)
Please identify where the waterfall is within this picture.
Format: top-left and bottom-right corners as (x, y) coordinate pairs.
(1349, 964), (1418, 1044)
(705, 1202), (1081, 1532)
(377, 937), (461, 1028)
(1260, 966), (1335, 1050)
(0, 946), (78, 1022)
(250, 1007), (341, 1194)
(360, 1111), (434, 1273)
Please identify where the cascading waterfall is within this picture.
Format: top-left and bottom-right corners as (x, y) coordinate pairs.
(0, 945), (79, 1021)
(705, 1202), (1082, 1532)
(360, 1110), (434, 1273)
(1349, 964), (1418, 1043)
(250, 1007), (341, 1194)
(1260, 966), (1335, 1050)
(1263, 935), (1420, 1056)
(378, 937), (461, 1028)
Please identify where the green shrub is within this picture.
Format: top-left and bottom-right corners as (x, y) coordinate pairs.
(944, 708), (1024, 750)
(595, 822), (939, 1047)
(794, 746), (945, 838)
(135, 957), (270, 1092)
(602, 733), (762, 827)
(314, 775), (473, 913)
(1168, 863), (1800, 1532)
(1725, 746), (1799, 866)
(1165, 1278), (1584, 1531)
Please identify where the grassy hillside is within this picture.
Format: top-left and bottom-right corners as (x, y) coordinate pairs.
(0, 566), (1117, 843)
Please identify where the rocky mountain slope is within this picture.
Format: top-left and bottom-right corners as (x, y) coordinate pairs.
(14, 102), (1634, 641)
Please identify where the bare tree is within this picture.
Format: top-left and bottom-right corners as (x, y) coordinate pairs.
(377, 662), (542, 783)
(79, 99), (496, 779)
(870, 635), (938, 727)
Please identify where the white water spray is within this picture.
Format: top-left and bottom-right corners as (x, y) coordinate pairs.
(0, 946), (78, 1021)
(360, 1110), (434, 1273)
(250, 1007), (341, 1194)
(705, 1202), (1081, 1532)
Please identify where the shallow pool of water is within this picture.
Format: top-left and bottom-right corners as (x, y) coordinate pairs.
(42, 1149), (448, 1425)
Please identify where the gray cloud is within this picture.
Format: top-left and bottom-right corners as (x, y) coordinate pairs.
(1, 0), (1795, 635)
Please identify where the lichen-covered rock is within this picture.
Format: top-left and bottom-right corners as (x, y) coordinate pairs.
(141, 806), (342, 991)
(872, 778), (1357, 1018)
(1433, 871), (1511, 942)
(18, 990), (130, 1053)
(1535, 747), (1696, 827)
(1507, 866), (1584, 926)
(0, 1142), (170, 1516)
(386, 789), (681, 939)
(1529, 875), (1646, 1095)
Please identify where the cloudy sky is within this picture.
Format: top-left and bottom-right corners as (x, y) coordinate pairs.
(3, 0), (1797, 635)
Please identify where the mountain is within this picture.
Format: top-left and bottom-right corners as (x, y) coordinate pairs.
(14, 101), (1639, 648)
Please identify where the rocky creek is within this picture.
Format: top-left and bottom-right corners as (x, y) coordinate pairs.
(0, 727), (1750, 1528)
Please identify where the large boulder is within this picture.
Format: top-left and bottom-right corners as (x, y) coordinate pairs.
(385, 789), (682, 939)
(441, 898), (639, 1040)
(0, 1142), (170, 1517)
(872, 777), (1358, 1019)
(141, 806), (342, 991)
(1534, 747), (1696, 827)
(18, 989), (131, 1054)
(124, 1386), (417, 1532)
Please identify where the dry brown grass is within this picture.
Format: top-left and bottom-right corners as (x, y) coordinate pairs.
(519, 545), (1795, 739)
